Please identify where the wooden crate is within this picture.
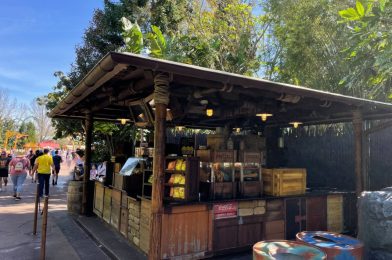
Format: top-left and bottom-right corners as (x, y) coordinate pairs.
(196, 149), (212, 162)
(112, 188), (121, 203)
(264, 199), (284, 221)
(139, 200), (151, 254)
(94, 181), (104, 217)
(113, 172), (124, 190)
(128, 197), (141, 246)
(111, 197), (121, 230)
(114, 163), (122, 173)
(121, 191), (128, 208)
(240, 181), (263, 198)
(103, 187), (112, 224)
(212, 150), (237, 162)
(263, 168), (306, 196)
(207, 134), (225, 150)
(213, 182), (236, 199)
(238, 151), (262, 163)
(327, 194), (343, 233)
(264, 220), (285, 240)
(120, 207), (128, 238)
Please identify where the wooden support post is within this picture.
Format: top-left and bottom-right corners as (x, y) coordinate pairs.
(353, 110), (363, 196)
(149, 73), (170, 260)
(40, 196), (49, 260)
(33, 183), (39, 235)
(82, 112), (93, 215)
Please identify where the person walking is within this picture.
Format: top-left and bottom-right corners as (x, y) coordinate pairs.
(9, 151), (30, 200)
(0, 151), (11, 191)
(26, 150), (34, 182)
(52, 150), (62, 185)
(32, 148), (54, 198)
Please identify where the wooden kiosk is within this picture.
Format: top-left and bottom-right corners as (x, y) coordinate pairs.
(50, 52), (392, 259)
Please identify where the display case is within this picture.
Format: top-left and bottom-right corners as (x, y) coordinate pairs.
(163, 157), (200, 201)
(237, 151), (263, 197)
(197, 150), (237, 200)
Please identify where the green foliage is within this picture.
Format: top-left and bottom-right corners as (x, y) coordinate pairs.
(339, 0), (392, 100)
(121, 1), (267, 75)
(264, 0), (353, 93)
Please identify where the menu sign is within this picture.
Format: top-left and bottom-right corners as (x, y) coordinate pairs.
(213, 202), (238, 219)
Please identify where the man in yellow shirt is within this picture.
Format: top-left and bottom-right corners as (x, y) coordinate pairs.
(33, 148), (54, 197)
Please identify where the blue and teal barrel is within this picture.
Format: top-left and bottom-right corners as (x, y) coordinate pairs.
(253, 240), (327, 260)
(296, 231), (364, 260)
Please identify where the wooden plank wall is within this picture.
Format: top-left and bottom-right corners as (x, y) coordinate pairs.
(161, 205), (213, 259)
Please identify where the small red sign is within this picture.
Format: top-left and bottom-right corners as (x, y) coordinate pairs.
(214, 202), (238, 219)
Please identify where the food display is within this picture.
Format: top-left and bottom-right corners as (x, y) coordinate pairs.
(163, 157), (200, 201)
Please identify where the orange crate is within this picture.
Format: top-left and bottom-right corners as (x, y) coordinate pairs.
(263, 168), (306, 196)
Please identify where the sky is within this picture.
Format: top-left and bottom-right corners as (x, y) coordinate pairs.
(0, 0), (104, 103)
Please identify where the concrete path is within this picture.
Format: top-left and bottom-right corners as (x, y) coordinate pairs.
(0, 162), (108, 260)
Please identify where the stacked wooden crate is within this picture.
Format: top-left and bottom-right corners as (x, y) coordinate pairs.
(111, 188), (121, 229)
(128, 198), (141, 246)
(263, 168), (306, 196)
(119, 191), (128, 238)
(103, 187), (112, 224)
(140, 200), (151, 254)
(238, 200), (266, 217)
(263, 199), (285, 240)
(93, 182), (104, 217)
(327, 194), (343, 233)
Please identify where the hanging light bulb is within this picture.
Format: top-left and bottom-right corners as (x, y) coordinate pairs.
(206, 104), (214, 117)
(234, 128), (241, 133)
(119, 118), (127, 125)
(290, 122), (302, 128)
(256, 113), (273, 122)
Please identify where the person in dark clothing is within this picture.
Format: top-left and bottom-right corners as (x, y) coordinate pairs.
(0, 151), (11, 191)
(30, 150), (42, 183)
(52, 150), (62, 185)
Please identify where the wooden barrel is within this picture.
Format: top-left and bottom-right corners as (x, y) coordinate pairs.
(296, 231), (364, 260)
(67, 181), (83, 214)
(253, 240), (326, 260)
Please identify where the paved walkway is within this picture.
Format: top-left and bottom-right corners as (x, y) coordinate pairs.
(0, 161), (251, 260)
(0, 163), (109, 260)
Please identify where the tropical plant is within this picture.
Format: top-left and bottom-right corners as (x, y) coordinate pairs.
(338, 0), (392, 101)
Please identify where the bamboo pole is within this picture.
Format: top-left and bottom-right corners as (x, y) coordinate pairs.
(149, 73), (170, 260)
(33, 183), (39, 235)
(40, 196), (49, 260)
(353, 110), (363, 196)
(82, 112), (93, 215)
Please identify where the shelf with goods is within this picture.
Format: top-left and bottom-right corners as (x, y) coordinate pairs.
(164, 156), (200, 202)
(197, 149), (237, 200)
(236, 151), (264, 198)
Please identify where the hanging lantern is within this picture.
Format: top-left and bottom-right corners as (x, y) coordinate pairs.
(119, 118), (127, 125)
(256, 113), (273, 122)
(290, 122), (303, 128)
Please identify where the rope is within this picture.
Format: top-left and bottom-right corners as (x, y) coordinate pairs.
(154, 73), (170, 105)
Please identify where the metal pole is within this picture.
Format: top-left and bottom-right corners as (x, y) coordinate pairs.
(353, 110), (363, 196)
(82, 112), (93, 215)
(33, 183), (39, 235)
(40, 196), (49, 260)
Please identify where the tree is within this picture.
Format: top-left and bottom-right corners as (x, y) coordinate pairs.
(264, 0), (353, 93)
(30, 98), (54, 142)
(339, 0), (392, 101)
(122, 0), (268, 75)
